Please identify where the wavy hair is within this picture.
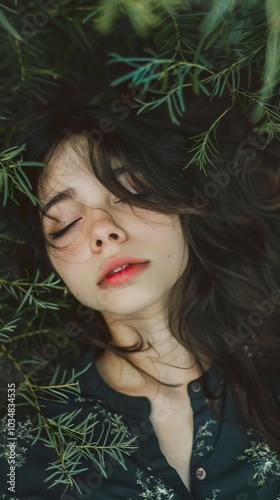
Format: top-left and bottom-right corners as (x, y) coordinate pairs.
(14, 104), (280, 450)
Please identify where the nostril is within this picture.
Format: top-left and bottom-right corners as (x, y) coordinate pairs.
(96, 239), (102, 247)
(109, 233), (119, 240)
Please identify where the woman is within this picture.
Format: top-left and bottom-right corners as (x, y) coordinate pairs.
(1, 105), (280, 499)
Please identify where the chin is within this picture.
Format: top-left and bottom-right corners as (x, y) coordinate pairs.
(101, 291), (165, 317)
(103, 302), (151, 316)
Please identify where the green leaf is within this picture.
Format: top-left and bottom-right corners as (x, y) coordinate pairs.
(201, 0), (235, 37)
(0, 7), (22, 40)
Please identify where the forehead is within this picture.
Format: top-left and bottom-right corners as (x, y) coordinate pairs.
(38, 139), (95, 198)
(44, 138), (90, 177)
(37, 137), (127, 211)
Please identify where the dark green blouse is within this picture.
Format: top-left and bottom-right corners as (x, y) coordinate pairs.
(0, 347), (279, 500)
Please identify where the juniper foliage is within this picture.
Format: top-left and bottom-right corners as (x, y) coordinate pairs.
(0, 0), (279, 491)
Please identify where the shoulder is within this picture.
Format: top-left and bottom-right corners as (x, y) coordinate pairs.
(0, 348), (137, 499)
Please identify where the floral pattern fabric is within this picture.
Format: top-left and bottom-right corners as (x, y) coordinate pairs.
(0, 347), (279, 500)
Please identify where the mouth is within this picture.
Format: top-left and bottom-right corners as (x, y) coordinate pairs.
(98, 261), (150, 288)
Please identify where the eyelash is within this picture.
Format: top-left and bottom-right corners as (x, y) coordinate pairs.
(47, 199), (127, 241)
(114, 197), (126, 205)
(48, 219), (81, 241)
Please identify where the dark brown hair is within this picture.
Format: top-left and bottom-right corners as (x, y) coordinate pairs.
(15, 104), (280, 450)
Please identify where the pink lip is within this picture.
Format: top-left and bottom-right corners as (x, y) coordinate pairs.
(98, 255), (150, 288)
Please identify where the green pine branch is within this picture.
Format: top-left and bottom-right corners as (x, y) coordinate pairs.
(236, 89), (280, 145)
(0, 318), (19, 342)
(0, 270), (64, 312)
(184, 104), (234, 171)
(0, 144), (44, 205)
(4, 357), (138, 493)
(1, 2), (280, 492)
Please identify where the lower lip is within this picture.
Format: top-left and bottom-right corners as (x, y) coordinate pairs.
(99, 262), (150, 289)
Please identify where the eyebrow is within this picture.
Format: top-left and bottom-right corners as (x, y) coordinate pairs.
(42, 187), (77, 214)
(41, 168), (126, 214)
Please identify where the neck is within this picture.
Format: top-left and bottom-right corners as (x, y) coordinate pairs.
(98, 303), (202, 390)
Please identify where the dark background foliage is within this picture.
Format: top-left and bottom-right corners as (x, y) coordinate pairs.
(0, 0), (280, 482)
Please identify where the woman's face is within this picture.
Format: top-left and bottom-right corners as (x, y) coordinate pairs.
(39, 139), (189, 316)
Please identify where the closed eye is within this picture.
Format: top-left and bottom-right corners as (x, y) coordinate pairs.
(47, 218), (82, 240)
(114, 198), (127, 205)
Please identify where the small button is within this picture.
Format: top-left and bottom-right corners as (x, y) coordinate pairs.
(196, 467), (206, 480)
(190, 381), (202, 393)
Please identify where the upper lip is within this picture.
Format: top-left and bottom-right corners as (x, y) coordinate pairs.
(97, 255), (150, 284)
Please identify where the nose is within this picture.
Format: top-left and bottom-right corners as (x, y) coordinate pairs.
(89, 213), (127, 252)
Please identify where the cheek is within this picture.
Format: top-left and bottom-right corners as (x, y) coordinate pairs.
(170, 225), (189, 272)
(47, 250), (63, 273)
(165, 218), (187, 249)
(47, 251), (77, 288)
(47, 254), (96, 300)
